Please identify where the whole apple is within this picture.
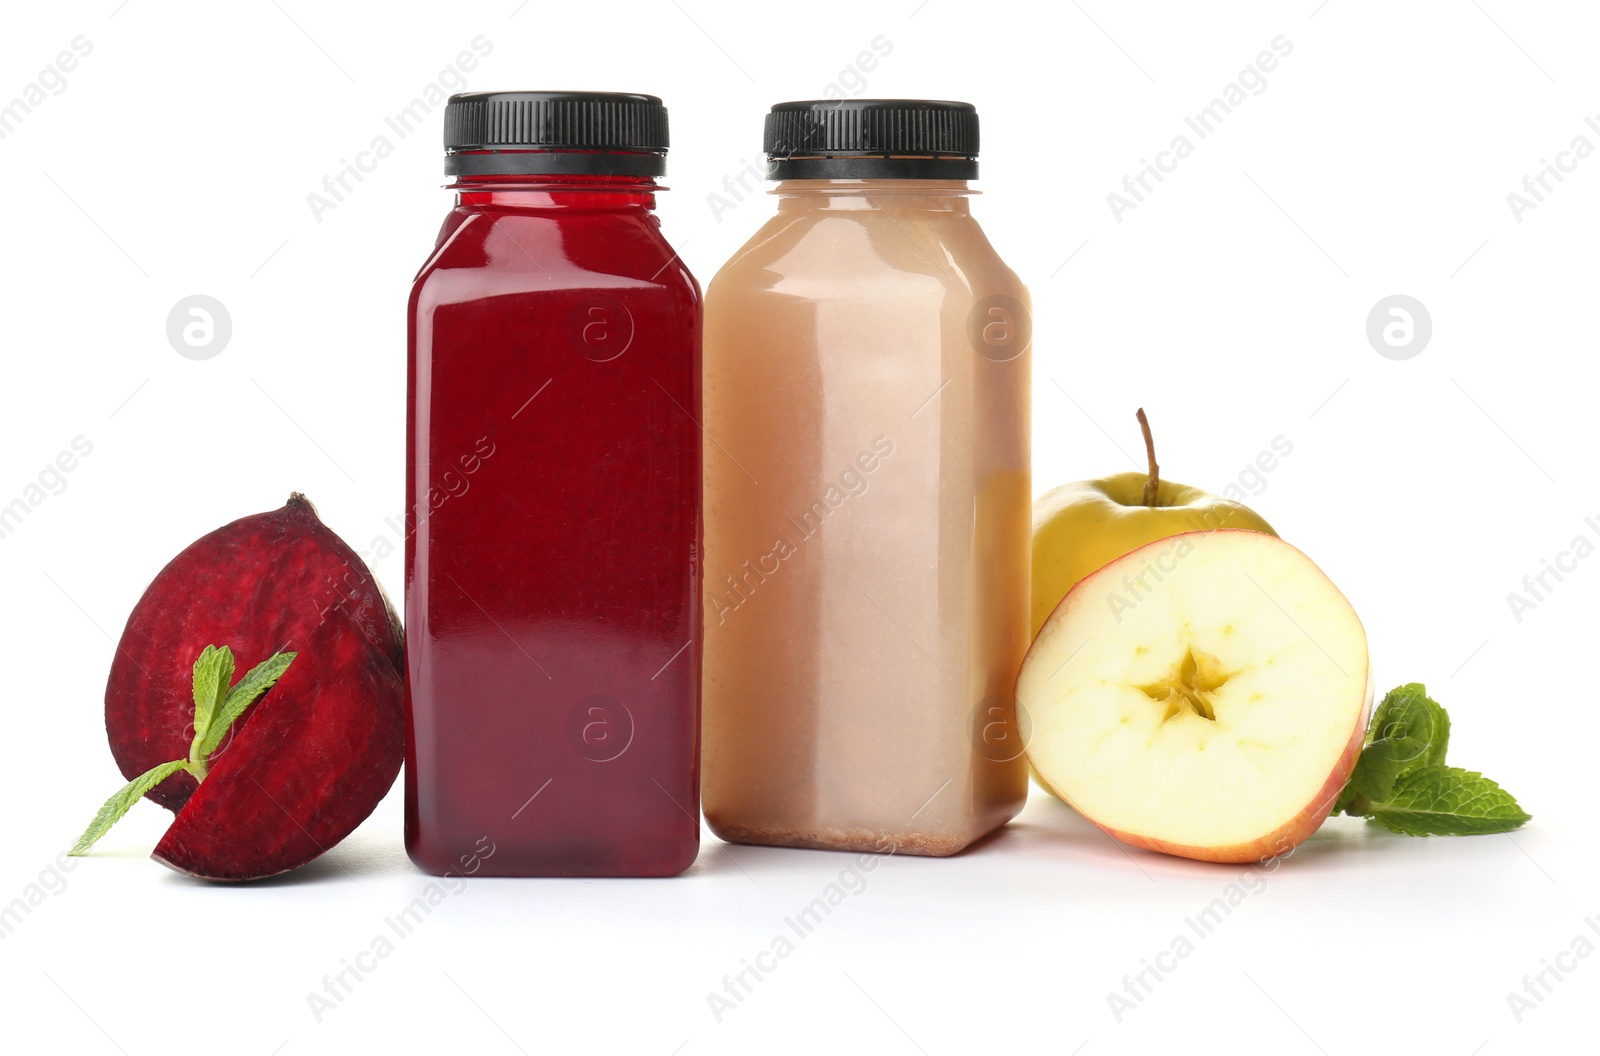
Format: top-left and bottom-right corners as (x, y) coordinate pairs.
(1031, 411), (1276, 637)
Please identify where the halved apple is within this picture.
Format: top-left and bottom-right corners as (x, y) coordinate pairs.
(1019, 529), (1371, 864)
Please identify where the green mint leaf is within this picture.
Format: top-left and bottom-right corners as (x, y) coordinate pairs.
(197, 651), (297, 759)
(1335, 735), (1429, 815)
(1364, 766), (1530, 836)
(69, 759), (190, 856)
(189, 645), (236, 753)
(1332, 683), (1449, 816)
(1368, 683), (1449, 771)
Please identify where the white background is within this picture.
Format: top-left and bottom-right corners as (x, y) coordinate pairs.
(1, 1), (1594, 1053)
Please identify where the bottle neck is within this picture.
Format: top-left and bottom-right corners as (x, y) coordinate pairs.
(773, 179), (974, 214)
(451, 173), (661, 211)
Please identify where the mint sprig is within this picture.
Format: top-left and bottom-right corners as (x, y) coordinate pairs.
(71, 645), (296, 856)
(1332, 683), (1529, 836)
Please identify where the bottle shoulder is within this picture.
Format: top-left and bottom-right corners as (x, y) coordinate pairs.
(411, 207), (700, 305)
(709, 206), (1025, 304)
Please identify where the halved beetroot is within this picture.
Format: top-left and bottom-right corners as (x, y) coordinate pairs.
(104, 493), (404, 880)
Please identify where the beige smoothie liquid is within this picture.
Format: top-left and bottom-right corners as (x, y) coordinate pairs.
(702, 100), (1031, 855)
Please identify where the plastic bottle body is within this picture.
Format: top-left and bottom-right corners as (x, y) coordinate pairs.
(406, 175), (702, 877)
(701, 180), (1030, 856)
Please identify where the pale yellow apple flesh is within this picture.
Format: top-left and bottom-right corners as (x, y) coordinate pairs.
(1031, 474), (1276, 638)
(1019, 529), (1371, 864)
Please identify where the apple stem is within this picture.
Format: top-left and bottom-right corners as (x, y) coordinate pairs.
(1137, 408), (1161, 507)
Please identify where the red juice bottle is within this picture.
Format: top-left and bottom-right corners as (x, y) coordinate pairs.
(405, 92), (702, 877)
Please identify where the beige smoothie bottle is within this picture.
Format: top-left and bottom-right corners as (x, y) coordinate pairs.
(701, 99), (1031, 856)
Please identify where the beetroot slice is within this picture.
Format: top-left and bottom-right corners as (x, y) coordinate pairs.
(105, 493), (402, 812)
(152, 614), (404, 880)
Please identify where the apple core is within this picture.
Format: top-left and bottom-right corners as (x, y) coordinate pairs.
(1137, 646), (1227, 724)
